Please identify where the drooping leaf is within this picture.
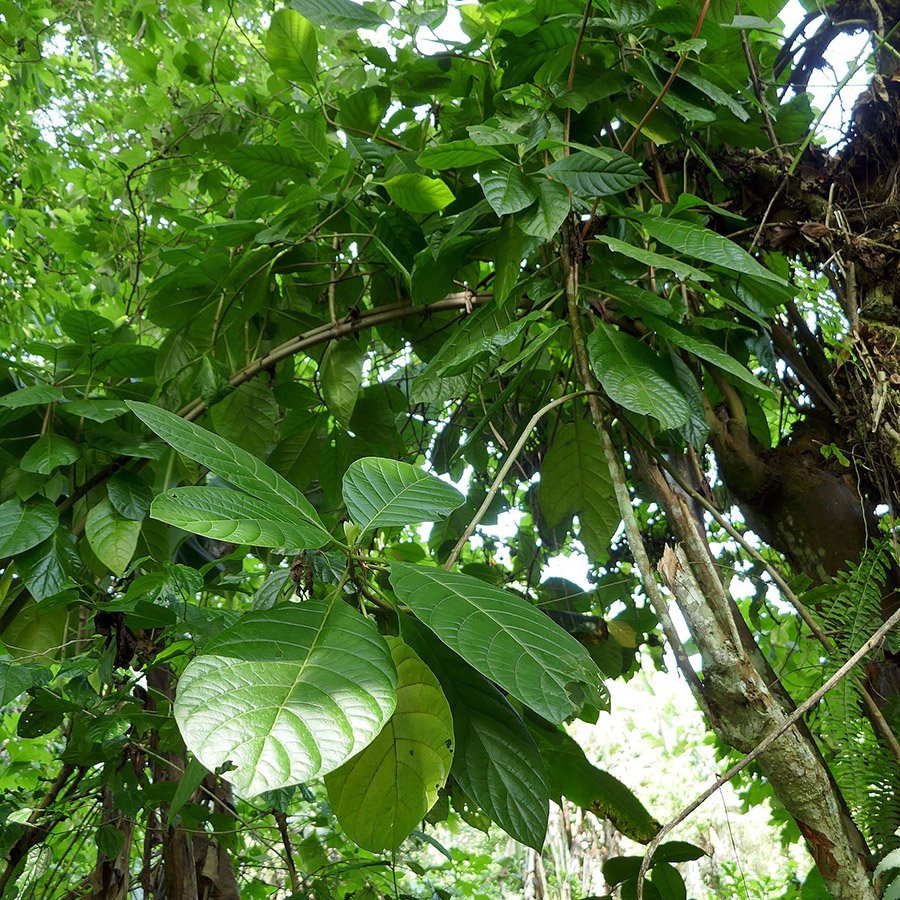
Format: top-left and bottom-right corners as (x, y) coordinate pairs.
(320, 339), (365, 426)
(86, 498), (142, 576)
(125, 402), (330, 547)
(0, 499), (60, 558)
(266, 8), (317, 86)
(151, 487), (329, 549)
(342, 458), (464, 532)
(539, 420), (619, 560)
(587, 323), (691, 429)
(383, 174), (455, 214)
(389, 563), (604, 723)
(324, 638), (453, 851)
(520, 179), (571, 241)
(593, 235), (711, 282)
(402, 616), (549, 849)
(479, 162), (538, 216)
(174, 599), (397, 797)
(20, 434), (81, 474)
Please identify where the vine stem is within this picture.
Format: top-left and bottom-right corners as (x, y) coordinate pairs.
(635, 602), (900, 897)
(443, 390), (596, 571)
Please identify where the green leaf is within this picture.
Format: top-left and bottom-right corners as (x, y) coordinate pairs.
(0, 386), (66, 408)
(528, 722), (660, 843)
(650, 862), (687, 900)
(417, 141), (503, 170)
(637, 215), (786, 284)
(0, 499), (59, 558)
(125, 402), (330, 547)
(643, 315), (771, 395)
(107, 471), (153, 521)
(20, 435), (81, 474)
(321, 339), (365, 426)
(210, 377), (278, 458)
(324, 638), (453, 851)
(383, 174), (455, 214)
(519, 179), (571, 241)
(151, 487), (326, 549)
(16, 531), (79, 601)
(230, 145), (308, 182)
(389, 563), (604, 723)
(479, 162), (538, 216)
(291, 0), (385, 29)
(60, 398), (129, 423)
(174, 599), (397, 797)
(543, 149), (645, 196)
(0, 656), (51, 706)
(593, 235), (711, 282)
(539, 420), (619, 560)
(342, 458), (464, 532)
(401, 616), (549, 849)
(86, 499), (141, 576)
(587, 323), (691, 429)
(266, 8), (317, 86)
(492, 216), (524, 304)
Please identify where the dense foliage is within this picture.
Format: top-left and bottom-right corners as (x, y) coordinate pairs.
(2, 0), (900, 896)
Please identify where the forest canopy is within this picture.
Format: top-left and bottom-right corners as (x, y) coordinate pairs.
(2, 0), (900, 897)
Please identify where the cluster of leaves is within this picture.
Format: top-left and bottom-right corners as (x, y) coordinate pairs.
(0, 0), (876, 895)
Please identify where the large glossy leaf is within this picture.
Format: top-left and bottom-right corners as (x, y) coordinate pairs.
(266, 8), (317, 86)
(0, 499), (59, 558)
(125, 402), (330, 547)
(402, 616), (549, 849)
(16, 531), (79, 601)
(342, 458), (464, 532)
(324, 638), (453, 851)
(587, 323), (691, 429)
(86, 498), (141, 576)
(384, 174), (455, 214)
(389, 563), (604, 723)
(543, 149), (645, 196)
(152, 487), (328, 549)
(479, 162), (538, 216)
(174, 599), (397, 798)
(107, 471), (153, 521)
(291, 0), (385, 29)
(638, 215), (786, 284)
(528, 721), (660, 844)
(20, 434), (81, 474)
(539, 420), (619, 560)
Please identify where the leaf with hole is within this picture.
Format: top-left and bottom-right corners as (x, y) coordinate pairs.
(174, 599), (397, 797)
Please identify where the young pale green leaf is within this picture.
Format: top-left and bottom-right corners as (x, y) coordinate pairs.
(638, 215), (786, 284)
(125, 402), (330, 547)
(479, 162), (538, 216)
(539, 420), (620, 560)
(266, 9), (317, 85)
(342, 458), (464, 532)
(389, 563), (604, 723)
(321, 339), (365, 426)
(20, 435), (81, 475)
(417, 140), (504, 170)
(175, 600), (397, 797)
(86, 498), (141, 576)
(594, 235), (711, 282)
(402, 616), (549, 849)
(383, 174), (455, 214)
(0, 499), (60, 558)
(519, 179), (571, 241)
(528, 721), (660, 844)
(291, 0), (385, 29)
(543, 149), (645, 196)
(587, 324), (691, 429)
(324, 638), (453, 851)
(152, 487), (329, 549)
(643, 314), (771, 395)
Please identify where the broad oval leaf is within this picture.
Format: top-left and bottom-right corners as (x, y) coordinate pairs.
(342, 458), (464, 532)
(401, 615), (549, 849)
(478, 162), (538, 217)
(266, 9), (317, 86)
(637, 214), (786, 284)
(520, 179), (571, 241)
(587, 323), (691, 429)
(16, 531), (79, 601)
(0, 499), (59, 558)
(383, 174), (455, 214)
(539, 420), (620, 560)
(321, 339), (364, 426)
(389, 563), (604, 723)
(543, 149), (645, 196)
(107, 471), (153, 521)
(417, 140), (503, 171)
(125, 402), (330, 547)
(85, 498), (141, 576)
(20, 435), (81, 475)
(152, 487), (329, 549)
(174, 599), (397, 798)
(324, 638), (453, 851)
(291, 0), (385, 29)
